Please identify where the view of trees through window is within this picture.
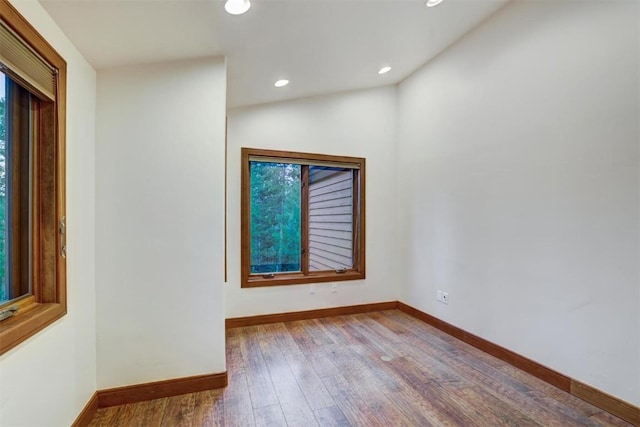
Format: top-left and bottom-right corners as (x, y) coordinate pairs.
(0, 72), (6, 303)
(250, 162), (302, 273)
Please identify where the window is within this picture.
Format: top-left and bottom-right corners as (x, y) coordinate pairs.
(241, 148), (365, 287)
(0, 0), (67, 354)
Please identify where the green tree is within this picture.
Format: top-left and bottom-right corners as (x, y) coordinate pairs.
(250, 162), (301, 273)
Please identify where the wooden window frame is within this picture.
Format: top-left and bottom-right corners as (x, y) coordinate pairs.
(0, 0), (67, 355)
(241, 148), (365, 288)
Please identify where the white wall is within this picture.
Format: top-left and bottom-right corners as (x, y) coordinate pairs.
(226, 87), (399, 318)
(0, 0), (97, 425)
(95, 58), (227, 388)
(397, 0), (639, 405)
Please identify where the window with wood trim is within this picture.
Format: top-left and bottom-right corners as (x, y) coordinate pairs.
(241, 148), (365, 288)
(0, 0), (67, 355)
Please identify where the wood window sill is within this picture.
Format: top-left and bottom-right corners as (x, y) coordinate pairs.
(242, 270), (364, 288)
(0, 302), (66, 354)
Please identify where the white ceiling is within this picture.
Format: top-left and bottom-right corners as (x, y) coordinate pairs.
(38, 0), (510, 109)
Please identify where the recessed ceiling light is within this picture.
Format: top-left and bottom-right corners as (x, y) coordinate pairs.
(425, 0), (444, 7)
(378, 66), (391, 75)
(274, 79), (289, 87)
(225, 0), (251, 15)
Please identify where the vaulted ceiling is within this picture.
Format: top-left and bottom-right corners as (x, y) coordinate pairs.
(39, 0), (510, 108)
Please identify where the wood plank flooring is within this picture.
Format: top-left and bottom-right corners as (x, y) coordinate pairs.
(88, 310), (633, 426)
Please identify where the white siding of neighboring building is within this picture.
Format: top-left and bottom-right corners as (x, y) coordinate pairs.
(308, 170), (353, 271)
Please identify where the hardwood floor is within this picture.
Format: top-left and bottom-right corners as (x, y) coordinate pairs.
(88, 310), (633, 426)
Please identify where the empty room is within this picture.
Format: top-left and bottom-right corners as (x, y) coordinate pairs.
(0, 0), (638, 425)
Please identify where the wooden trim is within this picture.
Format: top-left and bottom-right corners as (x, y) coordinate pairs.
(0, 303), (65, 353)
(242, 269), (364, 288)
(357, 161), (365, 278)
(397, 302), (640, 426)
(97, 372), (228, 408)
(226, 301), (398, 329)
(351, 169), (359, 268)
(240, 148), (251, 287)
(571, 380), (640, 426)
(243, 147), (365, 167)
(55, 60), (67, 308)
(397, 302), (571, 391)
(71, 392), (98, 427)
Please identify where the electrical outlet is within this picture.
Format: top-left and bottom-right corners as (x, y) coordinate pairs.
(309, 284), (316, 294)
(331, 283), (338, 293)
(437, 290), (443, 302)
(442, 292), (449, 304)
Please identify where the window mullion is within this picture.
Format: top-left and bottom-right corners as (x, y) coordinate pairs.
(301, 165), (309, 276)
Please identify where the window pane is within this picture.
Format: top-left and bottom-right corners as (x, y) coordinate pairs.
(0, 73), (32, 305)
(308, 166), (353, 271)
(250, 162), (301, 274)
(0, 72), (6, 302)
